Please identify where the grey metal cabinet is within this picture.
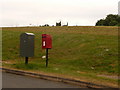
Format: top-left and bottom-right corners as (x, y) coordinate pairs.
(20, 33), (34, 57)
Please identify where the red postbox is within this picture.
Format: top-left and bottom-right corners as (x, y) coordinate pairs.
(42, 34), (52, 67)
(42, 34), (52, 49)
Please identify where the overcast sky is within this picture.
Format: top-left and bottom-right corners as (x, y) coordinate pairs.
(0, 0), (119, 27)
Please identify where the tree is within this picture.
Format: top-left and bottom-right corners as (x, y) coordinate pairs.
(95, 14), (120, 26)
(43, 24), (49, 27)
(95, 19), (105, 26)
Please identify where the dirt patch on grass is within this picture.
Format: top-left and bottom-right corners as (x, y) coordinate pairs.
(97, 74), (119, 80)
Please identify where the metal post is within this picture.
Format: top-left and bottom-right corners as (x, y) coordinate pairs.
(46, 48), (49, 67)
(25, 57), (28, 64)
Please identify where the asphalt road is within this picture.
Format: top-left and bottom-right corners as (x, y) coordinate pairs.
(2, 72), (81, 88)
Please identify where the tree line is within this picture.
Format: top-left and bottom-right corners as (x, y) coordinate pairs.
(95, 14), (120, 26)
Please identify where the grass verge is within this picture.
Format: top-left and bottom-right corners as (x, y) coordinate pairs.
(2, 26), (119, 88)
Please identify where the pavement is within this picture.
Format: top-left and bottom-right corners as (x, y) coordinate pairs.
(2, 72), (81, 88)
(1, 67), (116, 88)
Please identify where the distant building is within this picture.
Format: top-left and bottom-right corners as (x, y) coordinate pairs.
(63, 22), (68, 26)
(56, 21), (61, 26)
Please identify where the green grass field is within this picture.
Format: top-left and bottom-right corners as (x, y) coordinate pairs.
(2, 26), (119, 87)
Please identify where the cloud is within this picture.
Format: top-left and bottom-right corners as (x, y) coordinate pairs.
(1, 0), (119, 26)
